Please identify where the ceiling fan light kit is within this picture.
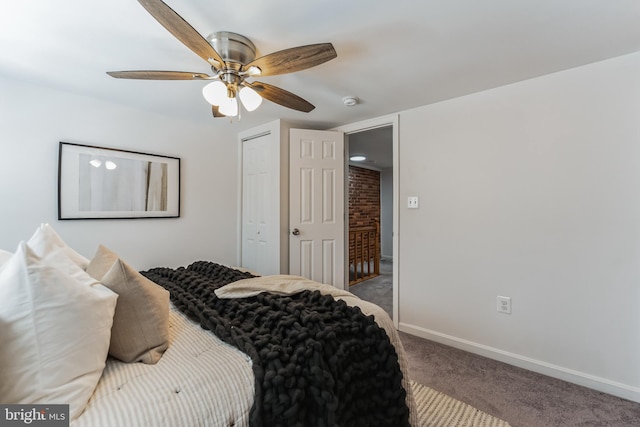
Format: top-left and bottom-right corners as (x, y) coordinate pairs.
(219, 96), (238, 117)
(202, 80), (227, 105)
(239, 86), (263, 111)
(108, 0), (337, 120)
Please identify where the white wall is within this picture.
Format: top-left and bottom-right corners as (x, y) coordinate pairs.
(0, 76), (239, 270)
(380, 167), (393, 259)
(397, 51), (640, 401)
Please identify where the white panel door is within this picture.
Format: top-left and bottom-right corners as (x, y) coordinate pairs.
(242, 133), (277, 275)
(289, 128), (344, 287)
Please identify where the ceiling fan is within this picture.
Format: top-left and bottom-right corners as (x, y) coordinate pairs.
(107, 0), (337, 118)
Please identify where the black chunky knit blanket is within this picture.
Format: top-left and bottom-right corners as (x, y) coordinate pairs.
(142, 261), (409, 427)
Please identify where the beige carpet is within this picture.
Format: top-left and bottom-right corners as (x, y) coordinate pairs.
(411, 381), (512, 427)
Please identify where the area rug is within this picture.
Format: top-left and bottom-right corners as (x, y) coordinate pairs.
(411, 380), (512, 427)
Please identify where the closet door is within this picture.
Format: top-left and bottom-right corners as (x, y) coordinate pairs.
(241, 133), (278, 275)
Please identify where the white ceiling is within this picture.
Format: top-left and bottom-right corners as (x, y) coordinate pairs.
(349, 126), (393, 170)
(1, 0), (640, 134)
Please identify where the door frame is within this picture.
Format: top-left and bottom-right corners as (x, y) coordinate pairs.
(332, 114), (400, 328)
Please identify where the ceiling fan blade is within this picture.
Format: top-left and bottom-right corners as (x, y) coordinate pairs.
(137, 0), (225, 68)
(245, 81), (315, 112)
(107, 70), (210, 80)
(212, 105), (226, 118)
(243, 43), (336, 77)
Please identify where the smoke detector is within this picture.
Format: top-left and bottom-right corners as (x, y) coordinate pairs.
(342, 96), (359, 106)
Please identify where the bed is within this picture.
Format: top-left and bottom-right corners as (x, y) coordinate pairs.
(0, 224), (417, 426)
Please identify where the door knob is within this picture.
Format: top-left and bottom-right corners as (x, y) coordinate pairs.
(291, 228), (300, 236)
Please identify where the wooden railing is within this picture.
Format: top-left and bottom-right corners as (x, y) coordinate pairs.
(348, 223), (380, 285)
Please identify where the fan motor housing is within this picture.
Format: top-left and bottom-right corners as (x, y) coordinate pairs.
(206, 31), (257, 65)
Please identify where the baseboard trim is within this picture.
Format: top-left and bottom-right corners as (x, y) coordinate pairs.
(399, 322), (640, 403)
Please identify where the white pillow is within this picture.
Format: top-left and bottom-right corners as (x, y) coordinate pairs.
(0, 249), (11, 268)
(27, 223), (90, 269)
(0, 242), (118, 420)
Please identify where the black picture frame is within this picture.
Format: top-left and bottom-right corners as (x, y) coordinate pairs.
(58, 141), (180, 220)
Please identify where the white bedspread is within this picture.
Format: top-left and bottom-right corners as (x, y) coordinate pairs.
(75, 277), (417, 426)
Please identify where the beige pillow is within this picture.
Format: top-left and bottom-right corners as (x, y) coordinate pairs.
(87, 245), (170, 364)
(86, 244), (119, 279)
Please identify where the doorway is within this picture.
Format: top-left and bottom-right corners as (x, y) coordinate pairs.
(345, 125), (394, 318)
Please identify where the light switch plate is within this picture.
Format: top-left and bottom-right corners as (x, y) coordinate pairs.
(408, 196), (419, 209)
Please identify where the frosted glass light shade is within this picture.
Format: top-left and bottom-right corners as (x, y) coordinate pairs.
(202, 81), (227, 105)
(218, 97), (238, 117)
(239, 86), (263, 111)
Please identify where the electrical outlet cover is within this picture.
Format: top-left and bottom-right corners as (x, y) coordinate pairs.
(497, 296), (512, 314)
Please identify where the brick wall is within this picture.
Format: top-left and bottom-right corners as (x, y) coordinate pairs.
(349, 166), (380, 228)
(348, 166), (380, 265)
